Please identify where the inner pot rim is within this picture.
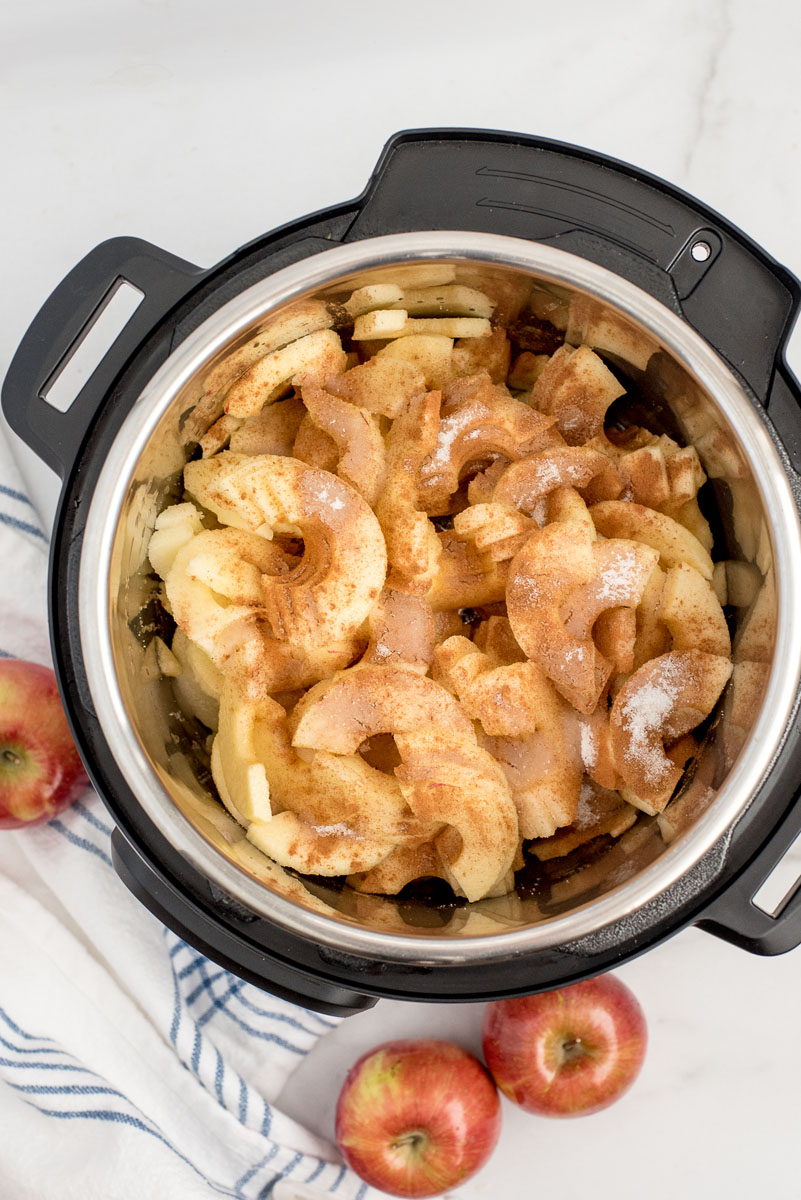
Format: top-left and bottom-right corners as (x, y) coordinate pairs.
(78, 230), (801, 963)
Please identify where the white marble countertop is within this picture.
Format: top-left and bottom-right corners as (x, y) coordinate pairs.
(3, 0), (801, 1195)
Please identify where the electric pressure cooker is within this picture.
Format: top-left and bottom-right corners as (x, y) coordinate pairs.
(4, 129), (801, 1016)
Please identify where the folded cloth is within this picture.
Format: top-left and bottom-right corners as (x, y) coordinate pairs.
(0, 429), (376, 1200)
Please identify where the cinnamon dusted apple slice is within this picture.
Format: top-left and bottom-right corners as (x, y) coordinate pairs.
(293, 413), (339, 472)
(300, 384), (386, 506)
(593, 608), (637, 678)
(432, 634), (490, 696)
(722, 659), (771, 766)
(348, 842), (453, 896)
(466, 457), (513, 505)
(545, 487), (597, 538)
(434, 638), (581, 839)
(508, 532), (657, 714)
(530, 781), (638, 861)
(620, 733), (698, 816)
(662, 443), (707, 509)
(229, 395), (305, 458)
(589, 501), (715, 581)
(394, 727), (518, 901)
(610, 650), (733, 806)
(506, 522), (604, 714)
(564, 294), (657, 371)
(572, 704), (620, 790)
(564, 540), (659, 644)
(481, 732), (579, 839)
(418, 372), (556, 515)
(491, 446), (612, 516)
(375, 334), (455, 389)
(452, 503), (537, 562)
(213, 684), (437, 848)
(291, 665), (518, 901)
(658, 562), (731, 657)
(325, 356), (426, 419)
(670, 497), (714, 553)
(472, 617), (526, 667)
(224, 328), (347, 418)
(733, 567), (775, 663)
(198, 414), (242, 458)
(200, 300), (334, 404)
(184, 454), (386, 646)
(362, 586), (436, 675)
(617, 444), (672, 508)
(529, 344), (626, 444)
(507, 351), (550, 390)
(165, 527), (358, 694)
(452, 327), (511, 384)
(248, 812), (396, 876)
(291, 665), (474, 753)
(376, 389), (442, 590)
(426, 530), (508, 610)
(632, 562), (671, 670)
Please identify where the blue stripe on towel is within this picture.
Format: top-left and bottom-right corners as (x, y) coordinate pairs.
(234, 1144), (279, 1195)
(0, 1008), (56, 1043)
(328, 1164), (347, 1193)
(0, 1005), (244, 1197)
(259, 1151), (302, 1198)
(72, 799), (114, 838)
(8, 1083), (123, 1097)
(48, 819), (113, 868)
(0, 483), (34, 506)
(231, 988), (324, 1037)
(23, 1106), (239, 1197)
(0, 511), (47, 543)
(0, 1056), (96, 1073)
(305, 1160), (325, 1184)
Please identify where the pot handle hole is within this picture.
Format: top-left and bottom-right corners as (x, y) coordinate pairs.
(696, 798), (801, 955)
(1, 237), (201, 479)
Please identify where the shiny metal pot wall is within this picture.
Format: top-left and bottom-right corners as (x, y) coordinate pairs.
(75, 231), (801, 965)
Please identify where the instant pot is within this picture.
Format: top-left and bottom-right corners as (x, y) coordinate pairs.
(5, 129), (801, 1016)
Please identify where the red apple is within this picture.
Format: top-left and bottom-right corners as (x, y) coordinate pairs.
(482, 975), (646, 1117)
(0, 659), (89, 829)
(335, 1038), (501, 1198)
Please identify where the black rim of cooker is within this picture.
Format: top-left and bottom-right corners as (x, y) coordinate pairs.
(5, 128), (801, 1015)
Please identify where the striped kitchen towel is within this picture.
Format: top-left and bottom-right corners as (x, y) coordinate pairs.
(0, 428), (378, 1200)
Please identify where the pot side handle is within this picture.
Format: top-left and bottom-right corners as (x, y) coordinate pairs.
(696, 794), (801, 955)
(1, 237), (202, 479)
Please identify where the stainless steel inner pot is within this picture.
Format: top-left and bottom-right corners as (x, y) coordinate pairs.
(77, 231), (801, 964)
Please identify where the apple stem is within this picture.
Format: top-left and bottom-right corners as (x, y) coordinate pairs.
(561, 1036), (590, 1064)
(391, 1131), (427, 1154)
(1, 749), (22, 767)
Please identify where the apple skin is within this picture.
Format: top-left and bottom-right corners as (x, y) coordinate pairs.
(335, 1038), (501, 1198)
(0, 660), (89, 829)
(482, 975), (647, 1117)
